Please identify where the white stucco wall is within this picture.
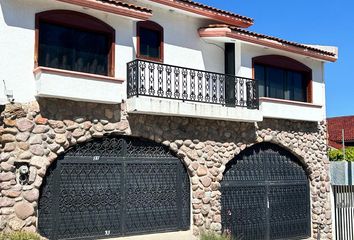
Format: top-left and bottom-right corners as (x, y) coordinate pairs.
(34, 70), (124, 104)
(259, 99), (323, 122)
(0, 0), (328, 121)
(0, 0), (224, 104)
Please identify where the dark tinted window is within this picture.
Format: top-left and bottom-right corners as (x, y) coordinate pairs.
(38, 22), (110, 76)
(255, 64), (308, 102)
(267, 67), (285, 99)
(293, 72), (306, 102)
(285, 71), (294, 100)
(255, 65), (265, 98)
(139, 27), (161, 59)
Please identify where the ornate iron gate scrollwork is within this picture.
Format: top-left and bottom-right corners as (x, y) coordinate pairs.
(38, 136), (190, 240)
(221, 143), (310, 240)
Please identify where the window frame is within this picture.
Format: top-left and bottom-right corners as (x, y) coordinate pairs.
(252, 55), (313, 103)
(136, 21), (164, 62)
(35, 10), (115, 77)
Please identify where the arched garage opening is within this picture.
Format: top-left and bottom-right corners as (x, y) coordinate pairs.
(38, 136), (190, 240)
(221, 143), (310, 240)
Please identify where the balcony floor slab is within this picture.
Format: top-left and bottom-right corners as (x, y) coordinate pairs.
(127, 96), (263, 122)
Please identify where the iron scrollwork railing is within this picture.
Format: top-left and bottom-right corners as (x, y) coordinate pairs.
(127, 59), (259, 109)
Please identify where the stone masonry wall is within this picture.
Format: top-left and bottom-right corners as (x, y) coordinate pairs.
(0, 99), (332, 239)
(0, 99), (130, 233)
(129, 114), (332, 239)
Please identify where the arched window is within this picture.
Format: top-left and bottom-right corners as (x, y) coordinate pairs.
(253, 55), (312, 103)
(136, 21), (164, 62)
(35, 10), (115, 77)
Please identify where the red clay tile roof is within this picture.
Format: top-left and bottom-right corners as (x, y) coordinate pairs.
(148, 0), (253, 27)
(97, 0), (152, 13)
(202, 24), (336, 57)
(328, 116), (354, 148)
(57, 0), (152, 20)
(329, 141), (343, 149)
(174, 0), (253, 23)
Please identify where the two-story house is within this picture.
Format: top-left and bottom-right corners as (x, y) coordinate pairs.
(0, 0), (337, 240)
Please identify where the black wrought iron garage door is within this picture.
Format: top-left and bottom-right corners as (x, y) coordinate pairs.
(221, 143), (310, 240)
(38, 136), (190, 240)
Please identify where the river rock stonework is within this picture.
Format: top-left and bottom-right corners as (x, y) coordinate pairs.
(0, 99), (332, 239)
(0, 99), (131, 234)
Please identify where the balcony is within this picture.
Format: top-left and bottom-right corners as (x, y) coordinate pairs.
(34, 67), (124, 104)
(126, 59), (262, 122)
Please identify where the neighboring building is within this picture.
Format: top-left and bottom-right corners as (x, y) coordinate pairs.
(0, 1), (337, 240)
(328, 116), (354, 149)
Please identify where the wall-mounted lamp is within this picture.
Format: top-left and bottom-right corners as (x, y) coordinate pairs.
(16, 163), (30, 185)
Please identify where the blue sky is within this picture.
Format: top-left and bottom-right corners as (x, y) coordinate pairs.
(199, 0), (353, 118)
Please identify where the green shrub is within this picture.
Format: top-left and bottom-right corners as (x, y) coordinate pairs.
(200, 232), (232, 240)
(328, 148), (344, 161)
(0, 232), (41, 240)
(347, 147), (354, 160)
(329, 147), (354, 161)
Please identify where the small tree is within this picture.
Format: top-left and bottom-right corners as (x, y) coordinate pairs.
(328, 147), (354, 161)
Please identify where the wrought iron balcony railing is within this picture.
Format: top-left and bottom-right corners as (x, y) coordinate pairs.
(127, 59), (259, 109)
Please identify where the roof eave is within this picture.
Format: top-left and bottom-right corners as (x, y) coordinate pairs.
(148, 0), (253, 28)
(199, 28), (337, 62)
(56, 0), (152, 20)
